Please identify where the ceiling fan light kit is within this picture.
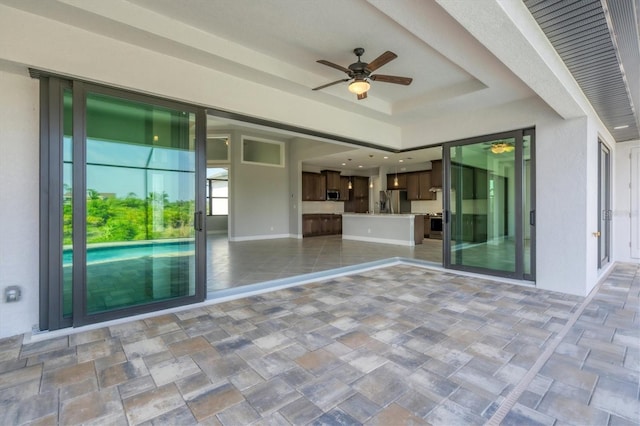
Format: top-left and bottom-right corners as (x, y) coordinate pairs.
(490, 142), (515, 154)
(313, 47), (412, 100)
(348, 79), (370, 95)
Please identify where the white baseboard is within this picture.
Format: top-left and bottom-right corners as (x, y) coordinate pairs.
(342, 235), (415, 247)
(229, 233), (291, 242)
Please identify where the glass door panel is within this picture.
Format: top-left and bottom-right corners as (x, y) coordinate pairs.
(448, 138), (517, 273)
(523, 134), (533, 278)
(598, 141), (610, 268)
(444, 130), (534, 280)
(85, 93), (197, 315)
(63, 89), (74, 318)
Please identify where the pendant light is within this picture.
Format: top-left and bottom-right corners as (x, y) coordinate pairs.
(348, 177), (352, 190)
(393, 167), (399, 187)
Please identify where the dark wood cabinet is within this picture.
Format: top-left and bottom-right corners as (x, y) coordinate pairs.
(387, 172), (407, 190)
(352, 176), (368, 198)
(302, 214), (342, 237)
(407, 171), (435, 200)
(450, 213), (488, 243)
(339, 176), (350, 201)
(344, 176), (369, 213)
(406, 172), (419, 200)
(430, 160), (443, 188)
(322, 170), (341, 191)
(302, 172), (326, 201)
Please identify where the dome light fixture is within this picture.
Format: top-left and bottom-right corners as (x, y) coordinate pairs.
(348, 79), (370, 95)
(491, 142), (515, 154)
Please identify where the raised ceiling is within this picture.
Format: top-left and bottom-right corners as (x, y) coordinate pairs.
(2, 0), (636, 150)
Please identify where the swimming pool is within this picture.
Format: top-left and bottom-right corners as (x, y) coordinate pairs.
(63, 240), (195, 265)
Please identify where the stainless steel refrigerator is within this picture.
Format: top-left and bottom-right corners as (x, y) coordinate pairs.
(379, 190), (412, 214)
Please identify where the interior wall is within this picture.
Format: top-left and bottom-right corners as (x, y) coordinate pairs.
(206, 216), (228, 234)
(229, 130), (290, 241)
(0, 68), (39, 338)
(614, 140), (640, 262)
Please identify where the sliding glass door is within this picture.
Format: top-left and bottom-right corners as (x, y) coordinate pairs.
(41, 78), (206, 330)
(598, 140), (611, 269)
(443, 129), (535, 280)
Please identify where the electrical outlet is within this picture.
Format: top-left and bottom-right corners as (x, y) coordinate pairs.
(5, 286), (21, 302)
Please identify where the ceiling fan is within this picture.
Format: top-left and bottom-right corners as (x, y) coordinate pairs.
(312, 47), (412, 100)
(484, 140), (515, 154)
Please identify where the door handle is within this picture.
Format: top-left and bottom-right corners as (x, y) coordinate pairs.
(529, 210), (535, 226)
(194, 211), (203, 232)
(592, 231), (601, 237)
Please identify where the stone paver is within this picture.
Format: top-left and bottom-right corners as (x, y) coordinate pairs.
(0, 263), (637, 425)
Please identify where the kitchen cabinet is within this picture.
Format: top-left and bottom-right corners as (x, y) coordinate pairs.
(430, 160), (443, 188)
(322, 170), (341, 191)
(339, 176), (350, 201)
(451, 164), (487, 200)
(474, 168), (488, 200)
(352, 176), (369, 198)
(450, 214), (488, 243)
(344, 176), (369, 213)
(302, 214), (342, 237)
(386, 172), (407, 190)
(302, 172), (326, 201)
(407, 171), (435, 200)
(424, 215), (430, 238)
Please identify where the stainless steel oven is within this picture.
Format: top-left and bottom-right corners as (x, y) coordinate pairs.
(429, 215), (443, 239)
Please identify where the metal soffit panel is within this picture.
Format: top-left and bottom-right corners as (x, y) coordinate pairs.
(524, 0), (640, 142)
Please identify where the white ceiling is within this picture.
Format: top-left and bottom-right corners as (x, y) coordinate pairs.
(8, 0), (630, 169)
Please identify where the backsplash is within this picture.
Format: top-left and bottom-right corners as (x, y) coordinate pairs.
(302, 201), (345, 214)
(411, 191), (442, 214)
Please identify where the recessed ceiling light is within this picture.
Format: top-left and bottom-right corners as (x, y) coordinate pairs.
(614, 125), (629, 130)
(399, 159), (404, 163)
(341, 163), (346, 166)
(383, 156), (389, 159)
(358, 165), (363, 168)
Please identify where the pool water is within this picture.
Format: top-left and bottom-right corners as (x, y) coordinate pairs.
(63, 241), (195, 265)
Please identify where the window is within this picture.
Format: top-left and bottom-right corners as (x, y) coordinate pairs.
(241, 136), (284, 167)
(206, 167), (228, 215)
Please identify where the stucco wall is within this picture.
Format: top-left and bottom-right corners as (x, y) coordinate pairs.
(0, 68), (40, 338)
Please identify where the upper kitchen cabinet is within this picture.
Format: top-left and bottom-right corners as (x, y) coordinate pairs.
(352, 176), (369, 199)
(339, 176), (350, 201)
(345, 176), (369, 213)
(386, 172), (407, 190)
(322, 170), (341, 191)
(430, 160), (443, 188)
(302, 171), (326, 201)
(407, 171), (435, 200)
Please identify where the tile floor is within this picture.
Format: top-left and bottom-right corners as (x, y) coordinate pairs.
(207, 234), (442, 292)
(1, 262), (637, 425)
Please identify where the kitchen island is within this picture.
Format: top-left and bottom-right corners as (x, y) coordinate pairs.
(342, 213), (425, 246)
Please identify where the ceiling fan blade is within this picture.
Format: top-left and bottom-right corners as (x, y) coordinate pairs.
(370, 74), (413, 85)
(312, 78), (350, 91)
(366, 51), (397, 72)
(316, 60), (351, 74)
(357, 92), (367, 100)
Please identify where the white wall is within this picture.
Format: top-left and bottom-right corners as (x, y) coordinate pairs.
(535, 116), (590, 295)
(614, 140), (640, 263)
(206, 216), (228, 234)
(229, 131), (290, 241)
(412, 192), (443, 214)
(0, 67), (39, 338)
